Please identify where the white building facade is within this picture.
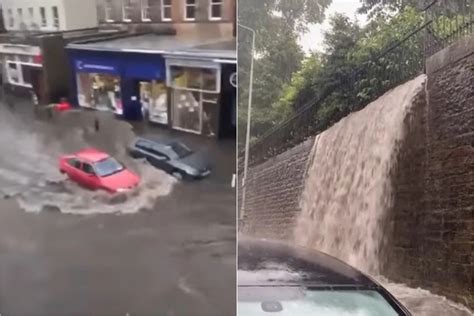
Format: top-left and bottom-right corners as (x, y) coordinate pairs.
(1, 0), (98, 32)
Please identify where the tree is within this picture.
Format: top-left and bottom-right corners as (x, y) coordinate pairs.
(238, 0), (332, 149)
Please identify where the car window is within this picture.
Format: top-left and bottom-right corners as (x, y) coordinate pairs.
(238, 287), (401, 316)
(94, 157), (124, 177)
(68, 158), (81, 169)
(151, 145), (169, 159)
(81, 163), (95, 175)
(169, 142), (193, 158)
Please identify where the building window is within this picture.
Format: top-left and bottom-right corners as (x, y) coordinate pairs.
(161, 0), (172, 21)
(17, 8), (23, 26)
(52, 6), (59, 28)
(28, 8), (34, 26)
(105, 0), (114, 22)
(122, 0), (132, 21)
(184, 0), (196, 21)
(209, 0), (222, 20)
(7, 9), (13, 28)
(141, 0), (151, 21)
(40, 7), (47, 27)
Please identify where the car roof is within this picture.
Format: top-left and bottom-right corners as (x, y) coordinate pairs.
(135, 136), (187, 148)
(238, 237), (376, 288)
(75, 148), (110, 163)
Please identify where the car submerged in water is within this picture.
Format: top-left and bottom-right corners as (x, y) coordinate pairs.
(127, 137), (211, 180)
(59, 148), (140, 194)
(238, 237), (411, 316)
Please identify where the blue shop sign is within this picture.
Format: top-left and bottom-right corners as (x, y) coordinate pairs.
(74, 59), (119, 75)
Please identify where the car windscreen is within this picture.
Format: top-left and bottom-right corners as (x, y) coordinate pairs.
(238, 286), (401, 316)
(168, 142), (193, 158)
(93, 157), (124, 177)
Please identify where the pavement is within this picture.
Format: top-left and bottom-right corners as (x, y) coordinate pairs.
(0, 96), (236, 316)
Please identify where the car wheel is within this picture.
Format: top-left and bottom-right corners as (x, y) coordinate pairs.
(172, 170), (184, 180)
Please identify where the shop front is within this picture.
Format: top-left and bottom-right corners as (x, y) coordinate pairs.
(68, 49), (166, 121)
(165, 58), (222, 136)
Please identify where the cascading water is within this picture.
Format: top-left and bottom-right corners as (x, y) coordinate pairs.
(292, 74), (473, 315)
(294, 75), (427, 274)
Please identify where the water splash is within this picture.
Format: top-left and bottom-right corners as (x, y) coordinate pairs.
(293, 75), (426, 274)
(0, 104), (176, 215)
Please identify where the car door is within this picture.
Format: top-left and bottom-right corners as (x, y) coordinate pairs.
(65, 157), (82, 182)
(79, 162), (100, 190)
(149, 145), (172, 172)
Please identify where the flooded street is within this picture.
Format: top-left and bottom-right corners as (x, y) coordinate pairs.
(0, 98), (236, 316)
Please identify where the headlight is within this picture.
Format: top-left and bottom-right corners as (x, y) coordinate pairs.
(116, 188), (128, 193)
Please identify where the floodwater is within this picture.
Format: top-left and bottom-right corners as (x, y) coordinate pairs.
(293, 75), (472, 315)
(0, 101), (175, 214)
(0, 97), (236, 316)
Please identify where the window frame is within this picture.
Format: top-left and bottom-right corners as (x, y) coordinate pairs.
(52, 6), (59, 28)
(104, 0), (114, 22)
(161, 0), (172, 21)
(209, 0), (223, 21)
(141, 0), (151, 21)
(184, 0), (197, 21)
(122, 0), (132, 22)
(39, 7), (47, 27)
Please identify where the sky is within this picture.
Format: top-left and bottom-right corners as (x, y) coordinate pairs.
(299, 0), (368, 54)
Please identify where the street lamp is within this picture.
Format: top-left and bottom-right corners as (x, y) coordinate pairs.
(238, 23), (255, 220)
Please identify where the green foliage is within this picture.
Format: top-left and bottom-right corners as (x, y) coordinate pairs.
(238, 0), (332, 150)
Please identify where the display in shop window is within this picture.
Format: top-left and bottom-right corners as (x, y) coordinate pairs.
(139, 80), (168, 125)
(77, 73), (122, 115)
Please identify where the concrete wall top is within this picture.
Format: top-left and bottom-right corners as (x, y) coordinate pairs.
(426, 34), (474, 75)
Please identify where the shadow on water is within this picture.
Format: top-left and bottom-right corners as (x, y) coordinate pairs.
(0, 102), (176, 215)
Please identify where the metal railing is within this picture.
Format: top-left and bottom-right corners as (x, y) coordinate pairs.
(242, 0), (473, 166)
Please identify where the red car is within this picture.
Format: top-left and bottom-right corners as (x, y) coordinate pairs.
(59, 148), (140, 193)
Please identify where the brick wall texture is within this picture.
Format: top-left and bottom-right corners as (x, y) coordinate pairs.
(239, 138), (314, 240)
(385, 43), (473, 309)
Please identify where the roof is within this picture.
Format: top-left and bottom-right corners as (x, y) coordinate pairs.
(238, 237), (376, 288)
(66, 34), (236, 61)
(75, 148), (110, 163)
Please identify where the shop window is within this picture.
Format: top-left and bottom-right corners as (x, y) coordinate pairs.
(184, 0), (196, 21)
(161, 0), (172, 21)
(7, 9), (13, 28)
(122, 0), (132, 21)
(40, 7), (47, 27)
(105, 0), (114, 22)
(172, 90), (202, 134)
(52, 6), (59, 28)
(209, 0), (222, 20)
(169, 66), (219, 93)
(141, 0), (151, 21)
(140, 81), (168, 124)
(76, 73), (122, 114)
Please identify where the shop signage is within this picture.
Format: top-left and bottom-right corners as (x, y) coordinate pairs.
(75, 60), (118, 74)
(230, 72), (237, 88)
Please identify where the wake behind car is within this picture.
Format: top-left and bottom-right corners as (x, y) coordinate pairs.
(59, 148), (140, 193)
(238, 237), (412, 316)
(127, 137), (211, 180)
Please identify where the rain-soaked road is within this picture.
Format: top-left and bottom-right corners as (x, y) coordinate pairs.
(0, 97), (236, 316)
